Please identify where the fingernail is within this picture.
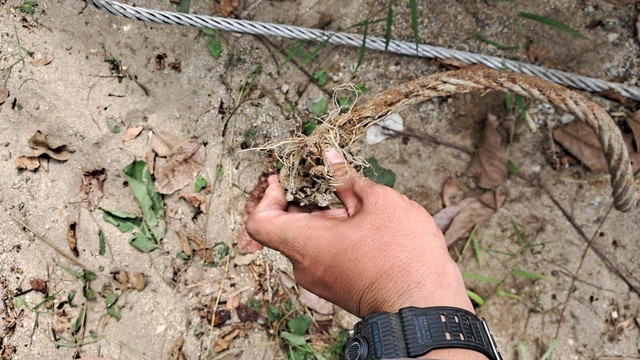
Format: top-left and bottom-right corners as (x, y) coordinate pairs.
(325, 148), (345, 165)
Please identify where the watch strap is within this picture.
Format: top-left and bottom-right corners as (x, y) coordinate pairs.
(345, 306), (502, 360)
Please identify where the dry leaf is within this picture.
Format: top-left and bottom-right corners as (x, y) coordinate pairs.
(554, 121), (640, 173)
(155, 142), (205, 194)
(179, 193), (207, 214)
(31, 52), (53, 66)
(30, 278), (47, 294)
(299, 287), (334, 315)
(176, 229), (193, 258)
(433, 189), (506, 246)
(150, 131), (182, 157)
(145, 150), (155, 175)
(220, 0), (240, 17)
(0, 86), (9, 105)
(28, 131), (74, 161)
(214, 328), (242, 353)
(79, 168), (107, 210)
(236, 228), (263, 254)
(122, 126), (144, 142)
(112, 270), (148, 291)
(628, 111), (640, 149)
(67, 221), (79, 257)
(467, 114), (508, 188)
(15, 156), (40, 170)
(236, 304), (259, 322)
(39, 157), (49, 171)
(442, 177), (463, 207)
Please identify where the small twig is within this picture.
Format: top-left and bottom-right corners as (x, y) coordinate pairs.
(0, 205), (88, 270)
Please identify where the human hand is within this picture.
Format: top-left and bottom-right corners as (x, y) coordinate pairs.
(246, 149), (474, 318)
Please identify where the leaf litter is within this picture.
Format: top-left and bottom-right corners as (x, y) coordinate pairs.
(150, 132), (206, 194)
(0, 86), (9, 104)
(467, 114), (508, 189)
(15, 131), (74, 171)
(79, 168), (107, 210)
(553, 113), (640, 174)
(122, 125), (144, 142)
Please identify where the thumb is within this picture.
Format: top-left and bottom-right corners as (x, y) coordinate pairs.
(245, 175), (288, 246)
(325, 148), (366, 215)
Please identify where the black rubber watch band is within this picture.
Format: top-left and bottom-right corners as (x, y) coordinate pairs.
(343, 306), (502, 360)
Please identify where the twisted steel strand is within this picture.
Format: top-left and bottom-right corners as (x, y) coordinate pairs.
(85, 0), (640, 101)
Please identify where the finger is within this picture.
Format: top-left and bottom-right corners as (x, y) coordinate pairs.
(246, 175), (289, 247)
(325, 148), (365, 215)
(252, 175), (288, 214)
(315, 208), (349, 220)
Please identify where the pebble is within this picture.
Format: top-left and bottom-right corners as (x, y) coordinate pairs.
(611, 310), (619, 320)
(607, 33), (620, 43)
(560, 113), (575, 124)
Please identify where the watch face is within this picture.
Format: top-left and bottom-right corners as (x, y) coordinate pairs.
(343, 336), (368, 360)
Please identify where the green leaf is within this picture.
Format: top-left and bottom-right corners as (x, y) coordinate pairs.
(516, 95), (527, 120)
(177, 251), (190, 260)
(106, 119), (121, 134)
(83, 270), (97, 281)
(496, 289), (520, 300)
(202, 28), (216, 37)
(511, 269), (545, 280)
(312, 68), (327, 86)
(363, 158), (395, 187)
(214, 163), (224, 187)
(538, 338), (559, 360)
(98, 231), (106, 256)
(288, 315), (312, 335)
(280, 332), (307, 347)
(67, 290), (76, 305)
(123, 160), (164, 241)
(267, 305), (284, 323)
(409, 0), (419, 53)
(384, 4), (393, 52)
(176, 0), (190, 13)
(511, 218), (526, 247)
(355, 20), (369, 72)
(507, 160), (520, 175)
(517, 12), (586, 39)
(19, 0), (37, 15)
(194, 175), (208, 193)
(338, 97), (351, 113)
(354, 83), (367, 95)
(477, 34), (519, 50)
(462, 272), (502, 284)
(100, 208), (141, 233)
(105, 292), (118, 308)
(303, 120), (317, 136)
(71, 308), (85, 334)
(83, 282), (96, 301)
(467, 290), (485, 306)
(208, 38), (223, 59)
(311, 98), (328, 118)
(107, 306), (122, 321)
(204, 242), (230, 267)
(129, 231), (158, 252)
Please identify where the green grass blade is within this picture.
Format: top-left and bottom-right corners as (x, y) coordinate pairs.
(384, 4), (393, 52)
(409, 0), (419, 53)
(496, 289), (520, 300)
(538, 338), (558, 360)
(511, 217), (526, 247)
(467, 290), (485, 306)
(462, 272), (502, 284)
(356, 20), (369, 72)
(477, 34), (519, 50)
(176, 0), (190, 13)
(504, 92), (513, 112)
(517, 12), (586, 39)
(512, 269), (545, 280)
(516, 95), (527, 120)
(470, 229), (483, 266)
(517, 341), (528, 360)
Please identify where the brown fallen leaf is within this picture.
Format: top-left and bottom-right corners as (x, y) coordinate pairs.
(28, 130), (74, 161)
(214, 328), (243, 353)
(31, 52), (53, 66)
(220, 0), (240, 17)
(122, 126), (144, 142)
(176, 229), (193, 258)
(442, 177), (463, 207)
(236, 228), (263, 254)
(30, 278), (48, 294)
(433, 189), (506, 246)
(150, 131), (182, 157)
(79, 168), (107, 211)
(15, 156), (40, 171)
(155, 142), (206, 194)
(145, 150), (156, 175)
(39, 157), (49, 171)
(111, 270), (148, 291)
(67, 221), (79, 257)
(553, 121), (640, 174)
(179, 193), (207, 214)
(235, 303), (259, 323)
(0, 86), (9, 105)
(467, 114), (508, 189)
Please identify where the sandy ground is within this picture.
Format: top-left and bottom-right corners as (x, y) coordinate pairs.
(0, 0), (639, 359)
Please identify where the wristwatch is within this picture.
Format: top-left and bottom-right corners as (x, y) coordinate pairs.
(342, 306), (502, 360)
